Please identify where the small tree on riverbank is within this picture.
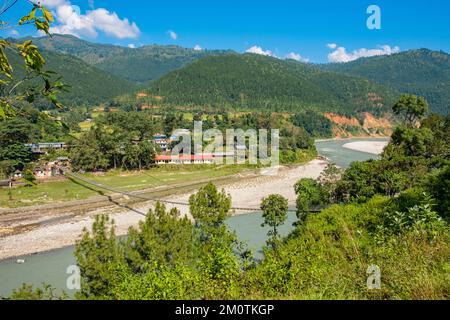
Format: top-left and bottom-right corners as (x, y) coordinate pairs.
(261, 194), (288, 248)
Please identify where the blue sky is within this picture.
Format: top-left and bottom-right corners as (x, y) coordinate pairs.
(2, 0), (450, 63)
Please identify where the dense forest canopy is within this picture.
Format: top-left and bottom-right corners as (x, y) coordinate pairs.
(5, 49), (138, 108)
(146, 54), (399, 114)
(321, 49), (450, 115)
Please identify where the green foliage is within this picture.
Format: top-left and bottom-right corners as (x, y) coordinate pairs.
(1, 3), (65, 117)
(261, 194), (289, 247)
(377, 203), (446, 241)
(321, 49), (450, 115)
(125, 202), (199, 270)
(390, 126), (434, 157)
(393, 94), (429, 127)
(291, 111), (333, 137)
(337, 160), (408, 201)
(0, 110), (70, 161)
(4, 284), (66, 300)
(75, 214), (123, 298)
(29, 34), (234, 83)
(6, 47), (137, 108)
(425, 165), (450, 220)
(280, 148), (317, 165)
(189, 182), (232, 227)
(147, 54), (398, 113)
(242, 197), (449, 299)
(74, 194), (244, 300)
(335, 105), (449, 207)
(294, 179), (326, 219)
(0, 143), (33, 167)
(69, 116), (158, 172)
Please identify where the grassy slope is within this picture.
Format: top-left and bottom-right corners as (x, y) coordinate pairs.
(242, 197), (450, 299)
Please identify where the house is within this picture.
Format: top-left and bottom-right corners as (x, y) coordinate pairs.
(25, 142), (67, 155)
(34, 166), (48, 178)
(152, 134), (170, 151)
(33, 157), (71, 179)
(156, 154), (214, 165)
(12, 170), (22, 180)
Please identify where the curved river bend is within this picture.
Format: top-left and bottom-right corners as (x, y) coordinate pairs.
(0, 138), (388, 297)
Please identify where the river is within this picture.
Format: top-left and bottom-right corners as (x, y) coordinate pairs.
(0, 138), (388, 298)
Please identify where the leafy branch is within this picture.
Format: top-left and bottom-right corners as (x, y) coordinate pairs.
(0, 0), (67, 119)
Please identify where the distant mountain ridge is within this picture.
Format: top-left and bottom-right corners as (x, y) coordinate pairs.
(320, 49), (450, 114)
(5, 35), (449, 115)
(25, 35), (235, 83)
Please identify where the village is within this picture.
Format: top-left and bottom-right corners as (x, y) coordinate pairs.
(3, 131), (250, 186)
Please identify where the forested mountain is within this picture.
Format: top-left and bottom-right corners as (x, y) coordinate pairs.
(7, 48), (138, 108)
(26, 35), (234, 83)
(7, 36), (449, 115)
(146, 54), (400, 114)
(320, 49), (450, 114)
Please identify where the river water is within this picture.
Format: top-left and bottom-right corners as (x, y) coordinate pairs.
(0, 138), (388, 298)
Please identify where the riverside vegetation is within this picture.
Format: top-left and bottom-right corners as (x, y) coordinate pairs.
(7, 98), (450, 300)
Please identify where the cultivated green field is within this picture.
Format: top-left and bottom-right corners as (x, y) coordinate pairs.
(0, 165), (254, 208)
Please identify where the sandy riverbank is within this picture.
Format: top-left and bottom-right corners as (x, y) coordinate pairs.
(342, 140), (389, 155)
(0, 159), (328, 260)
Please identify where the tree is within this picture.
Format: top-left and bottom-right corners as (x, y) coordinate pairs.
(318, 164), (343, 203)
(125, 202), (200, 271)
(390, 126), (434, 157)
(189, 183), (232, 227)
(70, 143), (109, 172)
(138, 140), (156, 169)
(75, 215), (123, 299)
(295, 178), (325, 222)
(393, 94), (429, 128)
(426, 165), (450, 220)
(260, 194), (288, 248)
(0, 143), (33, 166)
(0, 1), (65, 118)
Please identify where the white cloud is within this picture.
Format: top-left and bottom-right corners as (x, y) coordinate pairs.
(9, 30), (20, 37)
(327, 43), (337, 49)
(40, 0), (67, 7)
(87, 8), (140, 39)
(128, 44), (136, 48)
(285, 52), (309, 63)
(194, 44), (202, 51)
(40, 0), (140, 39)
(245, 45), (276, 57)
(327, 44), (400, 63)
(168, 30), (178, 40)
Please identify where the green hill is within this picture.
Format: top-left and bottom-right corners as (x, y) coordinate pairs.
(146, 53), (400, 114)
(320, 49), (450, 114)
(7, 48), (138, 108)
(27, 35), (234, 83)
